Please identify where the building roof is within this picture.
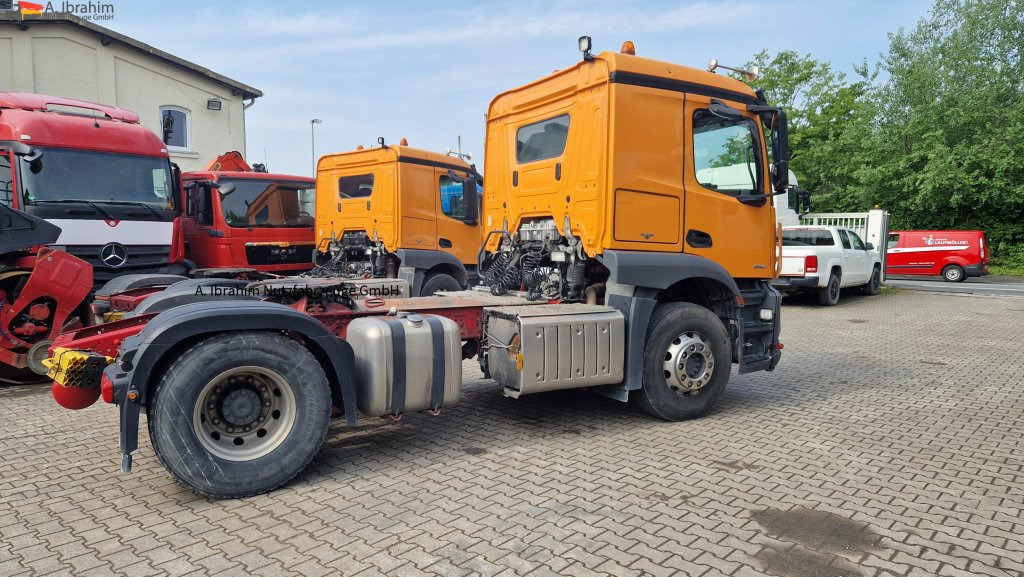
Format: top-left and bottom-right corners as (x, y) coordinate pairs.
(0, 12), (263, 100)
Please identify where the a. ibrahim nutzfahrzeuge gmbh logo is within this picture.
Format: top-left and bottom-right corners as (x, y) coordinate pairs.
(99, 243), (128, 268)
(13, 1), (116, 21)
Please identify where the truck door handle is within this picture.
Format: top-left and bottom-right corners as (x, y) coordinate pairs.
(439, 238), (452, 248)
(512, 171), (519, 187)
(686, 229), (713, 248)
(555, 163), (561, 181)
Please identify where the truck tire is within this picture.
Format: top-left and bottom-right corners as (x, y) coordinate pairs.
(860, 266), (882, 295)
(148, 331), (331, 498)
(420, 273), (462, 296)
(942, 264), (966, 282)
(632, 302), (731, 421)
(818, 273), (841, 306)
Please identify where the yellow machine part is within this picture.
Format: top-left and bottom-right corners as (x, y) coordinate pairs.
(42, 347), (113, 387)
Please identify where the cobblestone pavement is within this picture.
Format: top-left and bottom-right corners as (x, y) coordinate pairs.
(1, 288), (1022, 577)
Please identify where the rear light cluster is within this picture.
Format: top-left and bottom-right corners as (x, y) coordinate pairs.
(804, 255), (818, 274)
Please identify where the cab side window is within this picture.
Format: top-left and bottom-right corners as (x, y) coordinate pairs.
(837, 229), (852, 249)
(693, 110), (761, 196)
(0, 151), (12, 207)
(439, 175), (465, 219)
(339, 174), (374, 198)
(887, 234), (900, 249)
(516, 114), (570, 163)
(849, 231), (866, 250)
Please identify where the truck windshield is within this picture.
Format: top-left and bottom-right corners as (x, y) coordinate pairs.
(20, 147), (174, 209)
(219, 179), (315, 228)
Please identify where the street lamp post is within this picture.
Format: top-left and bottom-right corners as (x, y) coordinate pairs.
(310, 118), (322, 176)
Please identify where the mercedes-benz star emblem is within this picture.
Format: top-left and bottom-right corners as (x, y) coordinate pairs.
(99, 242), (128, 268)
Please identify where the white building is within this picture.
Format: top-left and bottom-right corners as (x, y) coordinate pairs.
(0, 11), (262, 170)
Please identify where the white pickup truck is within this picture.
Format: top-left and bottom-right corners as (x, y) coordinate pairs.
(773, 226), (883, 305)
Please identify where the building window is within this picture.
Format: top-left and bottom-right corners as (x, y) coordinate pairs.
(159, 106), (191, 152)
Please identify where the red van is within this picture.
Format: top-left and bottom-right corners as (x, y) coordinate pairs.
(886, 230), (989, 282)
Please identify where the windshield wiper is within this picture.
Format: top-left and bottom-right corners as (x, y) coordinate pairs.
(29, 199), (118, 221)
(96, 200), (165, 220)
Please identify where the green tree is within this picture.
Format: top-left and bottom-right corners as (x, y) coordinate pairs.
(737, 50), (875, 209)
(870, 0), (1024, 258)
(741, 1), (1024, 266)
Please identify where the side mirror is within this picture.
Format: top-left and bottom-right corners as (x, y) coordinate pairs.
(461, 177), (479, 226)
(770, 109), (789, 193)
(11, 143), (44, 174)
(865, 242), (875, 251)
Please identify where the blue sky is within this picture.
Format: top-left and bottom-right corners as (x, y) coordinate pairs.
(105, 0), (933, 177)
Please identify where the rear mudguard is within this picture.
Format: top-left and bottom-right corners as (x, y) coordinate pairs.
(125, 278), (254, 317)
(105, 300), (358, 472)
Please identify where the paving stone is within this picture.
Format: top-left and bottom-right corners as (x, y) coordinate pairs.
(0, 290), (1022, 577)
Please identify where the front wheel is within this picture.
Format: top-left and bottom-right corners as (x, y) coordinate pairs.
(632, 302), (731, 421)
(148, 331), (331, 498)
(420, 272), (462, 296)
(860, 267), (882, 295)
(942, 264), (966, 282)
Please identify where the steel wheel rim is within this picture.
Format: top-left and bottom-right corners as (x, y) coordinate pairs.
(830, 279), (840, 300)
(193, 366), (297, 461)
(662, 331), (715, 395)
(946, 268), (961, 281)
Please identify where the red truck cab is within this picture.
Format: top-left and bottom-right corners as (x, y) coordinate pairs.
(886, 230), (989, 282)
(182, 161), (315, 274)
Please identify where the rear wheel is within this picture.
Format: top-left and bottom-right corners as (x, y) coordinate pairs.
(420, 273), (462, 296)
(942, 264), (966, 282)
(632, 302), (731, 421)
(818, 273), (841, 306)
(148, 331), (331, 498)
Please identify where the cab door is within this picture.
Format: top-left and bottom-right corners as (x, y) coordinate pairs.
(434, 167), (478, 264)
(683, 97), (775, 279)
(182, 179), (216, 266)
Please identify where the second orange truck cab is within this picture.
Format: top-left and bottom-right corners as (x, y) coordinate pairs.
(313, 144), (480, 296)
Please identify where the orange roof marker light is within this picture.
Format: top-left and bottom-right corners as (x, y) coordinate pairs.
(400, 137), (408, 146)
(620, 41), (635, 55)
(356, 145), (364, 150)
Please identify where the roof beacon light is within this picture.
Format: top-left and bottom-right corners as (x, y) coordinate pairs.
(578, 36), (594, 61)
(620, 41), (635, 55)
(400, 137), (408, 146)
(707, 59), (759, 82)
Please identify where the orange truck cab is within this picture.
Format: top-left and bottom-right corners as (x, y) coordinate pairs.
(478, 38), (790, 400)
(313, 143), (481, 296)
(182, 153), (315, 273)
(886, 230), (989, 282)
